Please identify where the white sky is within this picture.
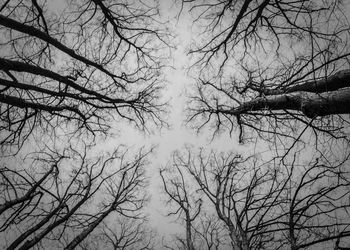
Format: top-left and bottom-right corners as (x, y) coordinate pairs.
(2, 1), (350, 248)
(108, 1), (249, 238)
(2, 0), (251, 243)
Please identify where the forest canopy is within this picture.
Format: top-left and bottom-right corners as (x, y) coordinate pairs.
(1, 0), (350, 249)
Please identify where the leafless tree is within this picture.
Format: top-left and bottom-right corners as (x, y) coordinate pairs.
(0, 0), (170, 151)
(160, 163), (203, 250)
(70, 216), (157, 250)
(171, 148), (350, 250)
(98, 217), (156, 250)
(0, 144), (152, 250)
(182, 0), (350, 150)
(273, 156), (350, 250)
(172, 149), (271, 250)
(192, 213), (229, 250)
(0, 1), (171, 249)
(178, 2), (350, 248)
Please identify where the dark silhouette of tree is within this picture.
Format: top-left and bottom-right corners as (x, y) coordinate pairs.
(160, 164), (202, 250)
(160, 170), (228, 250)
(0, 1), (169, 249)
(0, 0), (170, 151)
(192, 214), (229, 250)
(99, 217), (156, 250)
(172, 149), (272, 250)
(183, 0), (350, 146)
(0, 145), (152, 250)
(70, 216), (157, 250)
(178, 2), (350, 248)
(170, 148), (350, 250)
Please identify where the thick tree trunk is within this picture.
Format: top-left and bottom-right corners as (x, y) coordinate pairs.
(262, 69), (350, 95)
(186, 217), (195, 250)
(220, 87), (350, 118)
(0, 191), (40, 215)
(238, 225), (249, 250)
(8, 204), (64, 250)
(18, 185), (92, 250)
(228, 230), (245, 250)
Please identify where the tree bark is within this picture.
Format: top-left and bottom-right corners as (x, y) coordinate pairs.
(18, 184), (92, 250)
(185, 213), (195, 250)
(220, 87), (350, 118)
(261, 69), (350, 95)
(8, 203), (65, 250)
(64, 207), (113, 250)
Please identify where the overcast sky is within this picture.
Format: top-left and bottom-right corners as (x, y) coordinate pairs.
(2, 1), (350, 249)
(105, 0), (249, 237)
(10, 0), (252, 241)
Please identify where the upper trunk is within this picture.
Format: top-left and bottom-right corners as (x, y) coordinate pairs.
(186, 212), (195, 250)
(261, 69), (350, 95)
(220, 87), (350, 118)
(64, 207), (112, 250)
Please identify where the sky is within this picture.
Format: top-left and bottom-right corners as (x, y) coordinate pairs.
(98, 0), (248, 237)
(0, 0), (267, 246)
(2, 1), (350, 249)
(113, 2), (243, 236)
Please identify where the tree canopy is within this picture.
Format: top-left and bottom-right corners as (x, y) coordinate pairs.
(1, 1), (350, 249)
(184, 0), (350, 148)
(0, 0), (170, 151)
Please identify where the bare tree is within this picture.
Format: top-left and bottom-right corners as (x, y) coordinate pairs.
(0, 145), (152, 250)
(171, 148), (350, 250)
(98, 217), (156, 250)
(0, 0), (170, 151)
(192, 213), (229, 250)
(178, 2), (350, 248)
(182, 0), (350, 148)
(160, 163), (202, 250)
(66, 216), (156, 250)
(172, 149), (271, 250)
(0, 1), (171, 249)
(274, 156), (350, 250)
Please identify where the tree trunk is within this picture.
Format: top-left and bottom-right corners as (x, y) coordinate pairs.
(8, 203), (64, 250)
(65, 207), (113, 250)
(220, 87), (350, 118)
(262, 69), (350, 95)
(186, 218), (195, 250)
(18, 186), (92, 250)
